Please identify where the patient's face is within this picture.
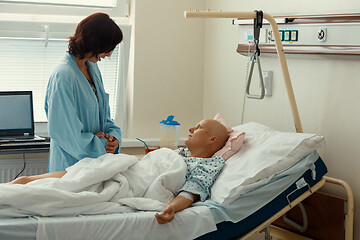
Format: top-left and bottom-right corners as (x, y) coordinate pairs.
(185, 119), (213, 149)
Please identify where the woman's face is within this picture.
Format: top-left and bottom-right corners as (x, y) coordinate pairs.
(87, 52), (112, 63)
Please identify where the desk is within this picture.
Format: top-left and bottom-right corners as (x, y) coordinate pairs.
(0, 141), (50, 155)
(0, 141), (50, 182)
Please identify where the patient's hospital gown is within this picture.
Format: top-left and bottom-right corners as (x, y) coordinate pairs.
(176, 148), (225, 201)
(45, 53), (122, 172)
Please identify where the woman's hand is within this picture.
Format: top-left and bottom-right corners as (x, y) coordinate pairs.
(95, 131), (105, 138)
(105, 133), (119, 153)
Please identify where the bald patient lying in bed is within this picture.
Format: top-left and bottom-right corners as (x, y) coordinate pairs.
(4, 118), (229, 224)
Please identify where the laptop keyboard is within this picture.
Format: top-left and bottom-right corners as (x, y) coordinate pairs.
(0, 136), (34, 141)
(0, 136), (46, 143)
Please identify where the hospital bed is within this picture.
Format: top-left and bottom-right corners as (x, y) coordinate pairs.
(0, 154), (351, 240)
(0, 151), (324, 240)
(0, 122), (354, 240)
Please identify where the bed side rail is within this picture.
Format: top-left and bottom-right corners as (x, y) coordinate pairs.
(266, 176), (353, 240)
(240, 176), (354, 240)
(323, 176), (354, 240)
(240, 177), (326, 240)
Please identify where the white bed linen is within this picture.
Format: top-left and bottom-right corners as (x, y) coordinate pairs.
(36, 206), (216, 240)
(211, 122), (325, 205)
(198, 151), (320, 224)
(0, 148), (186, 217)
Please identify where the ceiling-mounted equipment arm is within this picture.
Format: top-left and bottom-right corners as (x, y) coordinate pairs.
(184, 10), (303, 133)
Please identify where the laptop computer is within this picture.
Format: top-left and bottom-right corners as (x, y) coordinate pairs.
(0, 91), (45, 143)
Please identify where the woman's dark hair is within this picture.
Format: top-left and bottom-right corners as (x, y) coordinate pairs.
(68, 12), (123, 59)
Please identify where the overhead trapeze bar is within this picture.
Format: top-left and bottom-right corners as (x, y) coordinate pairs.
(184, 10), (303, 133)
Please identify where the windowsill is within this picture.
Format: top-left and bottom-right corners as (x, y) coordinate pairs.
(0, 13), (130, 25)
(35, 123), (185, 149)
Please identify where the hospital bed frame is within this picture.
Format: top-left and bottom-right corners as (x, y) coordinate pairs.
(0, 154), (351, 240)
(184, 10), (354, 240)
(242, 176), (354, 240)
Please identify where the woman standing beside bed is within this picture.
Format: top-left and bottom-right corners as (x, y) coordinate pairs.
(45, 13), (123, 172)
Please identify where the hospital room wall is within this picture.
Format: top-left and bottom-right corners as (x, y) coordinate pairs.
(204, 0), (360, 239)
(127, 0), (206, 139)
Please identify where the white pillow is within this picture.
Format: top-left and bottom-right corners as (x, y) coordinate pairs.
(213, 113), (246, 160)
(210, 122), (325, 205)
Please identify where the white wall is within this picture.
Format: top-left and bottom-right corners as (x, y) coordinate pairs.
(128, 0), (206, 139)
(204, 0), (360, 239)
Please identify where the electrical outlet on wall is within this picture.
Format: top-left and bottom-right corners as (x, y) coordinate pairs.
(318, 28), (327, 42)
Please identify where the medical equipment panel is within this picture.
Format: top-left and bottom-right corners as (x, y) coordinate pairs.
(235, 13), (360, 56)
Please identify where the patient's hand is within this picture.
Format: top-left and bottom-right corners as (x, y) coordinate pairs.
(155, 205), (175, 224)
(155, 195), (197, 224)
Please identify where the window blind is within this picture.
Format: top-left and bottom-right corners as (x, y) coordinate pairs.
(0, 0), (118, 8)
(0, 38), (120, 122)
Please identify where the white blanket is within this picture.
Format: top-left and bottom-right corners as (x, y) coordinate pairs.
(36, 206), (217, 240)
(0, 148), (187, 217)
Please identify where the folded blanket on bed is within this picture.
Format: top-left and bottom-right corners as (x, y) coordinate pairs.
(0, 148), (186, 217)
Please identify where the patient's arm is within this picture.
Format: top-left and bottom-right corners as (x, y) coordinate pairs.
(5, 171), (67, 185)
(155, 193), (199, 224)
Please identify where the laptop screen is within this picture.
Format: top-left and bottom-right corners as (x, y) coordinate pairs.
(0, 91), (35, 136)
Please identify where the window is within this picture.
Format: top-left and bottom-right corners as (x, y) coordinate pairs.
(0, 0), (131, 135)
(0, 0), (117, 8)
(0, 1), (128, 20)
(0, 38), (120, 122)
